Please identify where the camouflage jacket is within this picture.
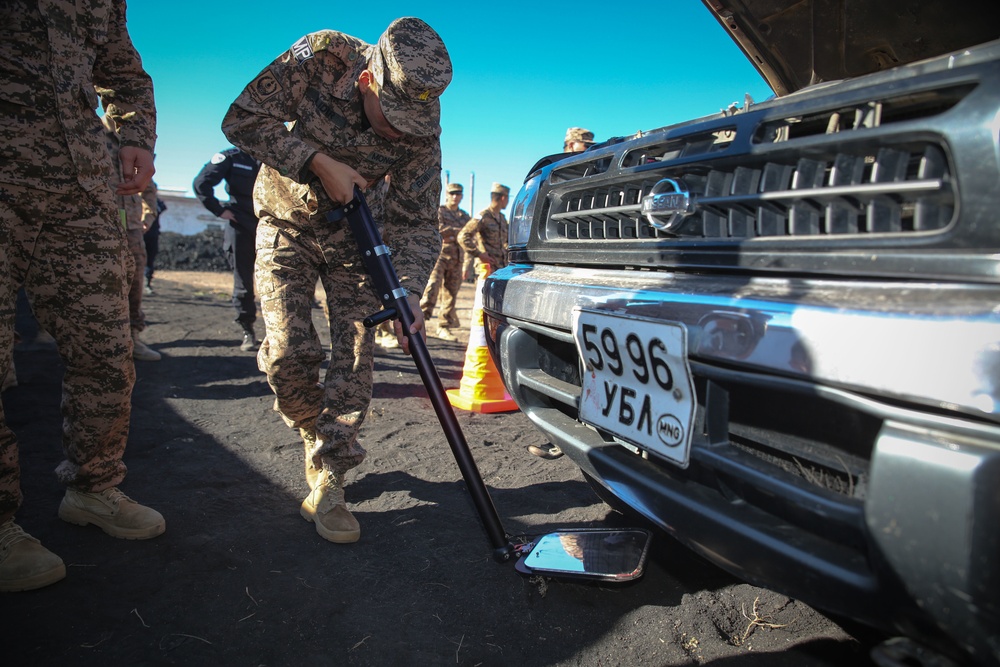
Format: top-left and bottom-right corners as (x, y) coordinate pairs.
(437, 205), (470, 262)
(221, 30), (443, 297)
(0, 0), (156, 194)
(459, 207), (508, 271)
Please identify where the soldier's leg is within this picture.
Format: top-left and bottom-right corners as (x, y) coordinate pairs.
(126, 227), (145, 332)
(21, 187), (163, 540)
(439, 256), (464, 330)
(0, 187), (30, 525)
(255, 218), (326, 431)
(298, 227), (381, 544)
(233, 223), (258, 327)
(25, 190), (134, 490)
(126, 227), (159, 361)
(419, 258), (444, 321)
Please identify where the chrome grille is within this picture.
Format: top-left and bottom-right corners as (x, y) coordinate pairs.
(548, 142), (955, 242)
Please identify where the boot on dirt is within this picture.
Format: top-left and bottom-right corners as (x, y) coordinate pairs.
(0, 519), (66, 592)
(300, 470), (360, 543)
(434, 327), (457, 341)
(240, 322), (259, 352)
(58, 487), (165, 540)
(300, 428), (321, 490)
(132, 331), (161, 362)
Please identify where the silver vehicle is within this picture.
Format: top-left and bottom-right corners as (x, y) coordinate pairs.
(482, 2), (999, 664)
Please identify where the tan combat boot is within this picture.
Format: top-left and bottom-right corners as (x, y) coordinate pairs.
(300, 471), (360, 543)
(132, 331), (161, 362)
(58, 487), (165, 540)
(0, 519), (66, 592)
(435, 327), (457, 341)
(299, 428), (321, 490)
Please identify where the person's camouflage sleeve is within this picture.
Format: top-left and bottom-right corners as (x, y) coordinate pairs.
(223, 29), (443, 297)
(0, 0), (154, 193)
(458, 209), (508, 271)
(222, 31), (369, 184)
(93, 1), (156, 153)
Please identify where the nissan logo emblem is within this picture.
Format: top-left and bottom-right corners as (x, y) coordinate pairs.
(640, 178), (695, 231)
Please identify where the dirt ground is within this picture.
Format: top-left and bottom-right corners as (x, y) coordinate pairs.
(2, 270), (882, 666)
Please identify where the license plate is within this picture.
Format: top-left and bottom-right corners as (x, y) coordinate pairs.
(573, 308), (696, 468)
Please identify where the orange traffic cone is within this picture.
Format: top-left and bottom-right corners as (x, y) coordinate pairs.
(446, 263), (518, 413)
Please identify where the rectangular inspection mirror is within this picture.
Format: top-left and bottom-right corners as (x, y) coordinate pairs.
(515, 528), (652, 582)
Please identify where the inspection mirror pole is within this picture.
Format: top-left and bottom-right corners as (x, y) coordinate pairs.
(330, 188), (652, 582)
(329, 187), (515, 563)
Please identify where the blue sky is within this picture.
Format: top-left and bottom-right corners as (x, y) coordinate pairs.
(126, 1), (773, 215)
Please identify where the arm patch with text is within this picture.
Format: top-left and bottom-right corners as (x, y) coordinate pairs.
(248, 71), (283, 104)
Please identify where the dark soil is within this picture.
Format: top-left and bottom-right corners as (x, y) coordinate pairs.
(2, 267), (881, 666)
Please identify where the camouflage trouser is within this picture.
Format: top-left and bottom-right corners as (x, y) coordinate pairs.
(127, 225), (147, 333)
(420, 246), (463, 329)
(0, 183), (135, 523)
(255, 216), (380, 476)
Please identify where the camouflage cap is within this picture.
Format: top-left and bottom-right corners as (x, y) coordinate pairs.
(446, 183), (463, 193)
(564, 127), (595, 145)
(491, 182), (510, 195)
(368, 17), (453, 137)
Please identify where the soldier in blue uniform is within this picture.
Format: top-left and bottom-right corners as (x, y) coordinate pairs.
(193, 148), (262, 351)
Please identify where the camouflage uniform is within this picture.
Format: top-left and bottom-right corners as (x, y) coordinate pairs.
(102, 116), (150, 334)
(459, 207), (509, 273)
(563, 126), (595, 153)
(0, 0), (156, 523)
(420, 202), (470, 329)
(222, 20), (450, 475)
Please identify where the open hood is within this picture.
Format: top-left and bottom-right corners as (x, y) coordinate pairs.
(702, 0), (1000, 96)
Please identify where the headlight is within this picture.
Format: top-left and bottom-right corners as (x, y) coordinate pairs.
(507, 176), (540, 249)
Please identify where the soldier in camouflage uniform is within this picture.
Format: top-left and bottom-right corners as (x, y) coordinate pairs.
(563, 126), (595, 153)
(101, 113), (161, 362)
(458, 182), (510, 277)
(0, 0), (166, 592)
(420, 182), (470, 341)
(222, 17), (452, 544)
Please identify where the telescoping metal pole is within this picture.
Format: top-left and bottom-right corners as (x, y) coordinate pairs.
(327, 187), (515, 563)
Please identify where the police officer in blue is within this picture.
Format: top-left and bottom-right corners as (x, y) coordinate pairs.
(193, 148), (262, 351)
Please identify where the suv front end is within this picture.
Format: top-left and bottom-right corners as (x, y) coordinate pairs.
(482, 7), (1000, 663)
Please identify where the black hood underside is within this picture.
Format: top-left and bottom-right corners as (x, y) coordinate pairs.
(702, 0), (1000, 96)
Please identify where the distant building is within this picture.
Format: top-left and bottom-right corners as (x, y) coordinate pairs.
(158, 188), (223, 236)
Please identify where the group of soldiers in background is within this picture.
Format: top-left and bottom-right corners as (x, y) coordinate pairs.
(417, 126), (594, 342)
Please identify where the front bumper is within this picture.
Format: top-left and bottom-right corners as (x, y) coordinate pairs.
(483, 263), (1000, 665)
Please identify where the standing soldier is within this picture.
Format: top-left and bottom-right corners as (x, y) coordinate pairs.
(459, 182), (510, 277)
(0, 0), (165, 592)
(421, 182), (470, 341)
(222, 17), (453, 544)
(564, 127), (595, 153)
(101, 114), (160, 362)
(193, 148), (262, 351)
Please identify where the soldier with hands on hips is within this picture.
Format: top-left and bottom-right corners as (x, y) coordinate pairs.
(420, 182), (470, 341)
(458, 182), (510, 278)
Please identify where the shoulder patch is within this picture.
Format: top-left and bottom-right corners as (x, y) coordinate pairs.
(248, 70), (283, 105)
(307, 30), (365, 66)
(292, 36), (314, 63)
(210, 152), (227, 164)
